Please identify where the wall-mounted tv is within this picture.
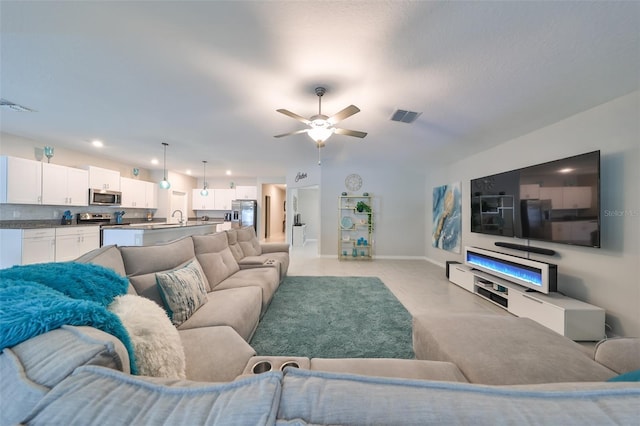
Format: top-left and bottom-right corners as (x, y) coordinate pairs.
(470, 150), (600, 248)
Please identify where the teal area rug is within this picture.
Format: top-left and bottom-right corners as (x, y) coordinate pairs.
(250, 276), (414, 359)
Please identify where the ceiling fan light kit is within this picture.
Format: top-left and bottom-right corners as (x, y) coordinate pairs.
(275, 86), (367, 157)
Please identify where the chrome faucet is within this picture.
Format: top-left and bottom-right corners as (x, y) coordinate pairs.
(171, 209), (185, 224)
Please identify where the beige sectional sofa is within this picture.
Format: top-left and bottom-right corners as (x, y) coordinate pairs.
(74, 226), (287, 383)
(2, 226), (640, 425)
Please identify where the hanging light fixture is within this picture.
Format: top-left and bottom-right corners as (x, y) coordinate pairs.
(200, 160), (209, 196)
(159, 142), (171, 189)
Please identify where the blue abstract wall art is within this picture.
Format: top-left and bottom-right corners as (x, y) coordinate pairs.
(432, 182), (462, 253)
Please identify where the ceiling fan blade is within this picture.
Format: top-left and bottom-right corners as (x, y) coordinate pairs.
(276, 109), (311, 125)
(274, 129), (309, 138)
(327, 105), (360, 125)
(334, 128), (367, 138)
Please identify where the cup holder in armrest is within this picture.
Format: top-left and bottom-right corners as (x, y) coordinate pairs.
(243, 356), (310, 376)
(251, 360), (273, 374)
(279, 361), (300, 371)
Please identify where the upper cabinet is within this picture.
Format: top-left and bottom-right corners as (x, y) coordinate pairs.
(235, 185), (257, 200)
(192, 189), (215, 210)
(121, 177), (158, 209)
(0, 156), (43, 204)
(41, 163), (89, 206)
(84, 166), (120, 191)
(213, 188), (234, 210)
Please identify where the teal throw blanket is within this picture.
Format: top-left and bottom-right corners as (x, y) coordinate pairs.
(0, 262), (138, 374)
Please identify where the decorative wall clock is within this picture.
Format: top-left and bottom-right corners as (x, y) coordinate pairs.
(345, 174), (363, 192)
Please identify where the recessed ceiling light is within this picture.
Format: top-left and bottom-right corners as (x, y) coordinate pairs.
(186, 170), (192, 175)
(91, 140), (103, 148)
(226, 170), (232, 176)
(151, 158), (159, 165)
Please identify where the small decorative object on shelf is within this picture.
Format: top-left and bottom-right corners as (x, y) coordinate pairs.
(339, 194), (374, 261)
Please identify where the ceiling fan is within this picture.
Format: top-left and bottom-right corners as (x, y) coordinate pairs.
(274, 87), (367, 162)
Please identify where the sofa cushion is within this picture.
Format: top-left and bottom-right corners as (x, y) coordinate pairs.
(236, 226), (262, 256)
(22, 366), (282, 426)
(413, 313), (616, 385)
(177, 286), (262, 341)
(278, 368), (640, 426)
(594, 337), (640, 374)
(74, 244), (127, 278)
(120, 237), (207, 306)
(214, 267), (280, 313)
(108, 295), (186, 379)
(179, 326), (257, 382)
(0, 326), (128, 426)
(156, 260), (209, 326)
(309, 358), (467, 382)
(225, 229), (246, 262)
(192, 233), (241, 289)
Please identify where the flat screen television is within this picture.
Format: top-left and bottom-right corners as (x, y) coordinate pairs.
(470, 150), (600, 248)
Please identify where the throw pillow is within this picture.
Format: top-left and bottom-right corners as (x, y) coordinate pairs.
(155, 260), (208, 326)
(108, 294), (186, 379)
(236, 226), (262, 257)
(607, 369), (640, 382)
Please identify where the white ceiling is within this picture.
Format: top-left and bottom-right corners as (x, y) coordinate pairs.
(1, 1), (638, 179)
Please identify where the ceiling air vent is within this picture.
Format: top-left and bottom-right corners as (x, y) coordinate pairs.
(390, 109), (421, 124)
(0, 99), (35, 112)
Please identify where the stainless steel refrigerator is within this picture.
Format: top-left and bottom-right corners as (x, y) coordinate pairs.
(231, 199), (257, 230)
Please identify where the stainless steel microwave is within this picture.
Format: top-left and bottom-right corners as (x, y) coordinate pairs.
(89, 189), (122, 206)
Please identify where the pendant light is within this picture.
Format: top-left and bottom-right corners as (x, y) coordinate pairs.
(159, 142), (171, 189)
(200, 160), (209, 196)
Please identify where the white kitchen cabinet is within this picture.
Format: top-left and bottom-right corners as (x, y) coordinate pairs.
(214, 189), (235, 210)
(192, 189), (216, 210)
(0, 156), (42, 205)
(84, 166), (120, 191)
(41, 163), (89, 206)
(121, 178), (157, 209)
(0, 228), (56, 268)
(145, 181), (158, 209)
(235, 185), (256, 200)
(55, 226), (100, 261)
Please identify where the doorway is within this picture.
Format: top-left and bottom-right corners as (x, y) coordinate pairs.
(264, 195), (271, 238)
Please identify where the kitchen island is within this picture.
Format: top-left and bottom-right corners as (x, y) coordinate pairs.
(102, 221), (220, 247)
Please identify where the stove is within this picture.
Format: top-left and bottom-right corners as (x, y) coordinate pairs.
(77, 212), (113, 225)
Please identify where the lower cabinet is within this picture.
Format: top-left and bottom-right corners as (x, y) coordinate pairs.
(0, 229), (55, 268)
(0, 226), (100, 267)
(448, 266), (605, 341)
(54, 226), (100, 262)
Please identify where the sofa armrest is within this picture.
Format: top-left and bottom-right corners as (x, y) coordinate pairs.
(260, 243), (290, 254)
(594, 338), (640, 374)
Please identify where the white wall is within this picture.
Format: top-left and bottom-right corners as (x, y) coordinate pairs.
(426, 91), (640, 337)
(297, 186), (319, 240)
(319, 162), (426, 258)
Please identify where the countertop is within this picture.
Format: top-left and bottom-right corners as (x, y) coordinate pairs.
(103, 221), (222, 231)
(0, 220), (224, 230)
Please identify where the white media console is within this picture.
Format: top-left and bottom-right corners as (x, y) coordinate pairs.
(449, 248), (605, 341)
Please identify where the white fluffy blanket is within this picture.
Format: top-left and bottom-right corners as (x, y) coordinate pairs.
(108, 294), (186, 379)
